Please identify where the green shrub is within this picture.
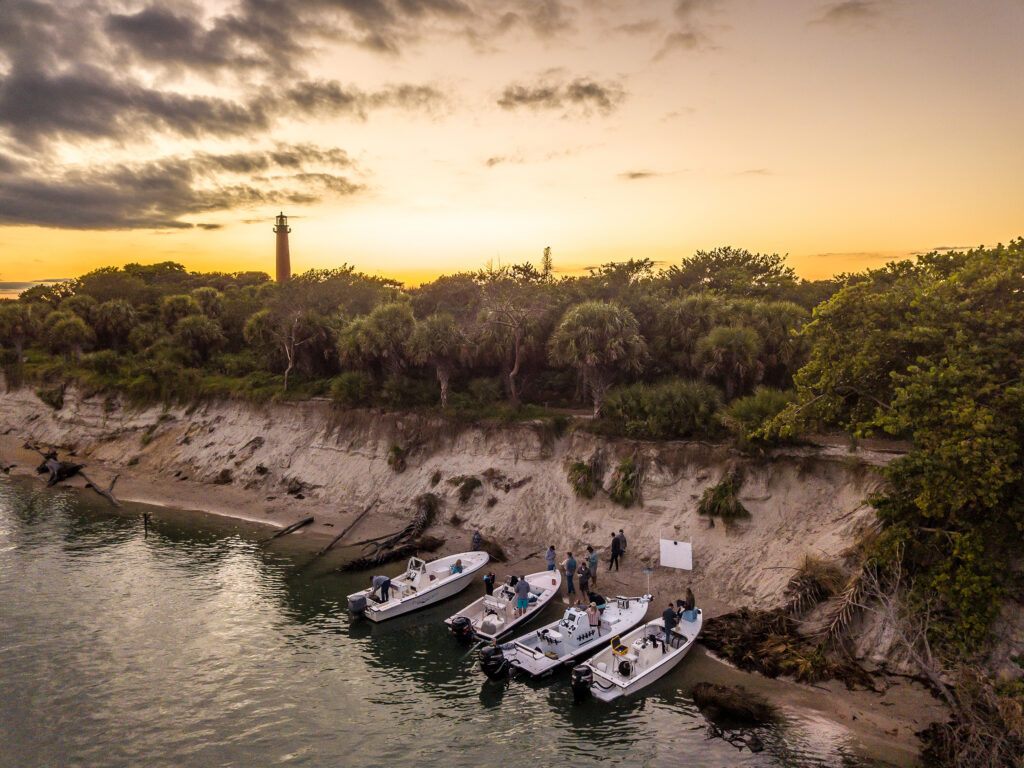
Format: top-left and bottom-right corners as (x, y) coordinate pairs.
(388, 444), (407, 473)
(448, 475), (482, 504)
(725, 387), (796, 446)
(609, 456), (640, 508)
(81, 350), (122, 376)
(602, 379), (723, 440)
(211, 350), (264, 378)
(567, 459), (597, 499)
(467, 376), (503, 404)
(331, 371), (374, 407)
(698, 468), (749, 522)
(381, 375), (436, 408)
(35, 385), (64, 410)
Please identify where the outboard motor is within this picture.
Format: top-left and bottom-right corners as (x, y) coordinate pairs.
(478, 645), (509, 679)
(348, 593), (367, 616)
(450, 616), (474, 640)
(570, 664), (593, 703)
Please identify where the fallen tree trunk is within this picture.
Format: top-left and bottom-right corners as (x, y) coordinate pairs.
(80, 471), (120, 507)
(260, 516), (314, 544)
(337, 535), (445, 572)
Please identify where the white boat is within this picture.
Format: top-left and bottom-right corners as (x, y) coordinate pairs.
(570, 608), (703, 702)
(347, 552), (489, 622)
(479, 595), (652, 678)
(444, 571), (562, 641)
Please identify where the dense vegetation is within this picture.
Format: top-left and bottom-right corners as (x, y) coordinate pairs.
(766, 239), (1024, 767)
(0, 248), (827, 442)
(3, 239), (1023, 763)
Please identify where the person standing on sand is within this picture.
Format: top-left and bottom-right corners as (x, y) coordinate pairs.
(562, 552), (577, 597)
(472, 530), (482, 550)
(578, 563), (591, 596)
(616, 529), (627, 561)
(609, 532), (621, 571)
(586, 545), (599, 586)
(546, 545), (557, 571)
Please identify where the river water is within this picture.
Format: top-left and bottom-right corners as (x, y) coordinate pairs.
(0, 477), (891, 768)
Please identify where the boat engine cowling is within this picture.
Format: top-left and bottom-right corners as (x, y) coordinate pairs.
(348, 594), (367, 616)
(570, 664), (593, 703)
(478, 645), (509, 679)
(450, 616), (474, 640)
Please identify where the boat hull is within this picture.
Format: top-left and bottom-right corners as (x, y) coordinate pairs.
(584, 610), (703, 702)
(347, 552), (489, 622)
(501, 596), (652, 678)
(444, 571), (562, 641)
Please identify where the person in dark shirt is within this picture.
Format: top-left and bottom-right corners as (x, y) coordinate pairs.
(483, 571), (495, 596)
(609, 532), (622, 571)
(661, 603), (678, 650)
(372, 574), (391, 602)
(578, 563), (591, 596)
(471, 530), (483, 550)
(615, 530), (627, 561)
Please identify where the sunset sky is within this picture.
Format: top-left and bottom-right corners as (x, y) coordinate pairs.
(1, 0), (1022, 291)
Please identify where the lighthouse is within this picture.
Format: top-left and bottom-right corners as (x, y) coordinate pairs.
(274, 211), (291, 282)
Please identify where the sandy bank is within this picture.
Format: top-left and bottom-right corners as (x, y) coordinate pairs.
(0, 386), (948, 762)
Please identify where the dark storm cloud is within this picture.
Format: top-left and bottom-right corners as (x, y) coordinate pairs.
(0, 67), (444, 148)
(497, 78), (624, 114)
(813, 1), (883, 26)
(0, 145), (362, 230)
(0, 67), (273, 147)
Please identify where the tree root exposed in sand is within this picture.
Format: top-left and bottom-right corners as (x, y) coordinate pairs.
(701, 607), (874, 690)
(338, 535), (446, 572)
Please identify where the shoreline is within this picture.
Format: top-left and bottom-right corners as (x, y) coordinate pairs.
(1, 437), (945, 767)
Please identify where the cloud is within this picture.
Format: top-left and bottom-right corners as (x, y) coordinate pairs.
(615, 20), (659, 35)
(497, 77), (625, 113)
(813, 1), (883, 26)
(655, 0), (717, 59)
(0, 144), (362, 230)
(0, 67), (444, 148)
(619, 170), (661, 180)
(737, 168), (772, 176)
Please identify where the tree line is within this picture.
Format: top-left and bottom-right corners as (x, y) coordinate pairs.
(0, 248), (840, 438)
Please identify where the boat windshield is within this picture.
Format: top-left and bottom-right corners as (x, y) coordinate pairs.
(407, 557), (426, 572)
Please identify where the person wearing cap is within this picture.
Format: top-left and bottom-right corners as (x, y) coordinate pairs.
(586, 601), (602, 635)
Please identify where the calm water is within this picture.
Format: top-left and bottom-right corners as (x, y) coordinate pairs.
(0, 477), (886, 768)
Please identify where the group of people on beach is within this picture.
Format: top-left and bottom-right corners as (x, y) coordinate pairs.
(545, 528), (628, 600)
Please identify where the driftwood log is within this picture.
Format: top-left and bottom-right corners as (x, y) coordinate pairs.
(292, 500), (379, 575)
(25, 443), (121, 506)
(337, 535), (446, 572)
(260, 516), (315, 544)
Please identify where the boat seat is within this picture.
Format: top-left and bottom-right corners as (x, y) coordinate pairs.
(483, 597), (507, 612)
(667, 630), (688, 649)
(542, 629), (562, 643)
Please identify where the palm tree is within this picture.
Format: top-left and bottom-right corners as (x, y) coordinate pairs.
(408, 313), (466, 407)
(694, 325), (764, 399)
(548, 301), (646, 417)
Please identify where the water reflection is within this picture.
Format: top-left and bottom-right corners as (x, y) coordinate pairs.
(0, 476), (894, 768)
